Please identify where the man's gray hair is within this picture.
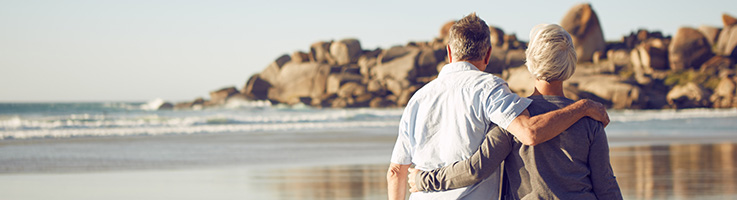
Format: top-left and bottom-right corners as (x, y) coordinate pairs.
(525, 24), (577, 82)
(448, 13), (491, 61)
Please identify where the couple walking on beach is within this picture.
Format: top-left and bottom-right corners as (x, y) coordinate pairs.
(387, 13), (623, 200)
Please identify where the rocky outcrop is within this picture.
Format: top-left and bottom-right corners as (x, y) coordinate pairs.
(166, 5), (737, 110)
(668, 27), (714, 71)
(560, 3), (606, 63)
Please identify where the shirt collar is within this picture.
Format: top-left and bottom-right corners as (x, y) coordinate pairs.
(438, 61), (481, 77)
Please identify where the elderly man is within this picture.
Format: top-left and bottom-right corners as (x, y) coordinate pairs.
(387, 14), (610, 200)
(408, 24), (623, 200)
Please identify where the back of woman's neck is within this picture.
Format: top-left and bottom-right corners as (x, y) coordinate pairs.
(530, 80), (565, 97)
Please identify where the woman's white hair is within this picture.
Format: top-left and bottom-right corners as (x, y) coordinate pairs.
(525, 24), (577, 82)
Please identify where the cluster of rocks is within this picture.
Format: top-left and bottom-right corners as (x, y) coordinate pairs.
(163, 3), (737, 110)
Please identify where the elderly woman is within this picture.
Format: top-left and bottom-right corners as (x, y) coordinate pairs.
(408, 24), (623, 199)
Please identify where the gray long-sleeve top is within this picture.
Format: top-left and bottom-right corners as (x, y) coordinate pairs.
(415, 95), (623, 200)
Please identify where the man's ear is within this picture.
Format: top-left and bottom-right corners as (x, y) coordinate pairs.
(446, 44), (453, 63)
(483, 46), (492, 65)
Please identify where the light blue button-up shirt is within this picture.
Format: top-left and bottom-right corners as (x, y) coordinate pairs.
(390, 61), (532, 200)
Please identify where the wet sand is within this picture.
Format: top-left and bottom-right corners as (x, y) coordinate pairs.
(1, 128), (737, 199)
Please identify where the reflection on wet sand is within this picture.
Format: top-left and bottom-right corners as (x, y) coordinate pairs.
(251, 164), (389, 200)
(254, 143), (737, 200)
(609, 142), (737, 199)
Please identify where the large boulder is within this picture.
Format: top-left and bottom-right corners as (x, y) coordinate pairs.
(560, 3), (606, 62)
(698, 25), (721, 47)
(416, 46), (445, 77)
(489, 26), (505, 47)
(291, 51), (311, 63)
(504, 66), (535, 96)
(326, 73), (363, 95)
(372, 46), (421, 81)
(711, 77), (737, 108)
(243, 74), (272, 100)
(569, 74), (645, 109)
(631, 38), (669, 77)
(267, 62), (331, 105)
(310, 41), (333, 63)
(439, 21), (455, 42)
(484, 48), (508, 74)
(700, 56), (733, 74)
(724, 13), (737, 27)
(259, 54), (291, 84)
(668, 27), (714, 71)
(209, 87), (239, 105)
(716, 25), (737, 59)
(358, 49), (382, 80)
(666, 82), (712, 108)
(330, 38), (363, 65)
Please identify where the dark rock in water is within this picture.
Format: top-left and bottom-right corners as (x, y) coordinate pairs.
(209, 87), (239, 105)
(158, 102), (173, 110)
(243, 74), (272, 100)
(560, 3), (606, 62)
(667, 82), (712, 108)
(668, 27), (713, 71)
(174, 97), (206, 110)
(330, 39), (363, 65)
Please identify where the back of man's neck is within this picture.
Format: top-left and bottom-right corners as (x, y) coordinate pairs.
(453, 60), (486, 71)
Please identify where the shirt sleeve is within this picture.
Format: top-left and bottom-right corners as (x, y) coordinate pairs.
(588, 122), (624, 200)
(483, 83), (532, 130)
(415, 125), (513, 191)
(390, 105), (414, 165)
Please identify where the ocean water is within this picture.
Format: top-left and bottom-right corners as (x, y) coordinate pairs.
(2, 101), (737, 141)
(1, 101), (737, 199)
(0, 101), (402, 140)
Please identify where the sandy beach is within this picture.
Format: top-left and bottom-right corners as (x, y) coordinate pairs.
(1, 122), (737, 199)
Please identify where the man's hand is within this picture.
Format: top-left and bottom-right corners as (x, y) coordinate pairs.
(582, 99), (610, 127)
(408, 167), (421, 193)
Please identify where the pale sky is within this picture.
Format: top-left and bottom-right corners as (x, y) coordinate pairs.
(0, 0), (734, 102)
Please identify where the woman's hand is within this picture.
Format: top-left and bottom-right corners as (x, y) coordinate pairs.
(408, 167), (422, 192)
